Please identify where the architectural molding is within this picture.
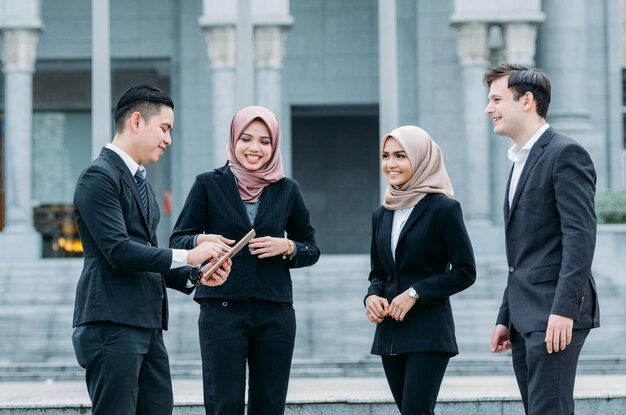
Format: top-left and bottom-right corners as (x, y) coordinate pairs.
(254, 25), (287, 69)
(455, 23), (489, 66)
(203, 26), (236, 69)
(505, 23), (538, 65)
(2, 29), (39, 73)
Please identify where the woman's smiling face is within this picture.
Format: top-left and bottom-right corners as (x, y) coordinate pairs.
(234, 119), (273, 171)
(381, 137), (412, 187)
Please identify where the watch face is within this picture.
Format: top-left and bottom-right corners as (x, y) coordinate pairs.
(189, 267), (201, 284)
(409, 288), (417, 298)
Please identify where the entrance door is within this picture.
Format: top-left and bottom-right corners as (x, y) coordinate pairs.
(291, 106), (379, 254)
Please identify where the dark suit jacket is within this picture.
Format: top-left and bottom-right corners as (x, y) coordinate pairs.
(72, 148), (192, 330)
(497, 127), (600, 333)
(366, 194), (476, 356)
(169, 165), (319, 303)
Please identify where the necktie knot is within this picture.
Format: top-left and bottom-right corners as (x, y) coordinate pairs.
(134, 170), (149, 215)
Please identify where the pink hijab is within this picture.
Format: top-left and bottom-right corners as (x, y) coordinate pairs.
(227, 106), (285, 203)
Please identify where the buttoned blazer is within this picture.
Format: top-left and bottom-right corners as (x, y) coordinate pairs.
(497, 127), (600, 333)
(366, 194), (476, 356)
(169, 165), (320, 303)
(72, 148), (191, 330)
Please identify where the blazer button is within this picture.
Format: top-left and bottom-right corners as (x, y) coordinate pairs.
(508, 266), (515, 273)
(146, 242), (152, 247)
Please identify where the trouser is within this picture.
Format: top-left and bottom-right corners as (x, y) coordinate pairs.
(510, 325), (590, 415)
(198, 300), (296, 415)
(72, 321), (173, 415)
(381, 351), (450, 415)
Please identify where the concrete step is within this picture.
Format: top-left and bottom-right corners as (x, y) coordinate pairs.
(1, 376), (626, 414)
(2, 255), (626, 378)
(5, 352), (626, 382)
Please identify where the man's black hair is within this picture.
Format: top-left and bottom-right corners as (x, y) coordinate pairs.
(113, 85), (173, 133)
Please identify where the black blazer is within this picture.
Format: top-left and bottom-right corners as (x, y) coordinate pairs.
(72, 148), (192, 330)
(366, 194), (476, 356)
(497, 127), (600, 333)
(170, 165), (319, 303)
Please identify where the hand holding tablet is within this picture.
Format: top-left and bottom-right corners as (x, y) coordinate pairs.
(200, 229), (256, 283)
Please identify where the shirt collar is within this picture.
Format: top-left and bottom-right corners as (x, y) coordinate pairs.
(507, 123), (550, 163)
(105, 143), (145, 177)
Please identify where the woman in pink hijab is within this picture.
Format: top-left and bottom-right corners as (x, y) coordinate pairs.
(170, 106), (320, 414)
(364, 125), (476, 414)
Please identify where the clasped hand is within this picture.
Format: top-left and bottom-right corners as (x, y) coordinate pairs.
(248, 236), (291, 259)
(365, 289), (417, 324)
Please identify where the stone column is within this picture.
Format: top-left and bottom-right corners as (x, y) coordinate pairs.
(538, 0), (598, 168)
(91, 0), (111, 160)
(504, 23), (538, 65)
(0, 28), (42, 258)
(203, 26), (237, 168)
(254, 25), (289, 171)
(454, 23), (491, 223)
(378, 0), (399, 202)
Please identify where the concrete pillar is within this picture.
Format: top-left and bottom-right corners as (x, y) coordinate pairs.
(454, 23), (491, 223)
(504, 23), (538, 65)
(254, 25), (289, 172)
(378, 0), (399, 202)
(91, 0), (111, 160)
(538, 0), (599, 170)
(203, 26), (237, 168)
(0, 28), (42, 258)
(237, 0), (254, 108)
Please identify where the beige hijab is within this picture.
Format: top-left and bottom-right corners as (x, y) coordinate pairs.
(382, 125), (454, 210)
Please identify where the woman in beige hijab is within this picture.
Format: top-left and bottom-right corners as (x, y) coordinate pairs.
(364, 125), (476, 414)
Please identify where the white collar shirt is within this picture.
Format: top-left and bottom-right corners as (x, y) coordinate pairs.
(507, 123), (550, 207)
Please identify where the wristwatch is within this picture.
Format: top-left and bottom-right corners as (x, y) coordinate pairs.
(189, 266), (202, 286)
(408, 287), (419, 300)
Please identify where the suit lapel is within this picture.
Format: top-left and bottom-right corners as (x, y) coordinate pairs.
(397, 195), (430, 245)
(506, 128), (555, 226)
(254, 182), (280, 226)
(102, 148), (151, 229)
(503, 165), (513, 225)
(380, 208), (394, 269)
(217, 169), (252, 226)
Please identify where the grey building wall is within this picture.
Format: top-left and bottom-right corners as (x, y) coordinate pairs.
(1, 0), (622, 255)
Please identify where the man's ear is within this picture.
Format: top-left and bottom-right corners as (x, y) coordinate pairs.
(521, 91), (536, 112)
(128, 111), (144, 133)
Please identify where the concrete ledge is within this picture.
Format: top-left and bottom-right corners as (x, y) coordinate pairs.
(1, 376), (626, 414)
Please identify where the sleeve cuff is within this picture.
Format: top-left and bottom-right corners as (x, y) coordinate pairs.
(171, 249), (188, 269)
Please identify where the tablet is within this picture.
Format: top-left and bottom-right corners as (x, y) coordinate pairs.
(201, 229), (256, 279)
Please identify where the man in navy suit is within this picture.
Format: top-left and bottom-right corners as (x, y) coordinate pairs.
(72, 85), (230, 414)
(484, 64), (599, 415)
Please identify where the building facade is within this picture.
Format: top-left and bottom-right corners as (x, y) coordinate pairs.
(0, 0), (623, 259)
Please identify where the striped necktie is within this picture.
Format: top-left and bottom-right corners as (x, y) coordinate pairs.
(134, 170), (149, 215)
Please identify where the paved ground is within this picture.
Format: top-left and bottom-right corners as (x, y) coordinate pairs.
(1, 375), (626, 407)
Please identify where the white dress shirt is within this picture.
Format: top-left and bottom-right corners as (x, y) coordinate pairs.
(391, 207), (414, 261)
(507, 123), (550, 207)
(105, 143), (188, 269)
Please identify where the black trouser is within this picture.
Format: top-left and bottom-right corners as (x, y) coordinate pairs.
(510, 326), (590, 415)
(72, 322), (173, 415)
(198, 300), (296, 415)
(381, 351), (450, 415)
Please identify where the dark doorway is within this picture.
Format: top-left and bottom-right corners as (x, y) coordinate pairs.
(291, 106), (379, 254)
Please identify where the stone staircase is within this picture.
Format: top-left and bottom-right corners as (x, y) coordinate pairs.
(0, 253), (624, 381)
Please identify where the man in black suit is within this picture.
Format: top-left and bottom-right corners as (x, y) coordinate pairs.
(72, 85), (231, 414)
(484, 64), (599, 414)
